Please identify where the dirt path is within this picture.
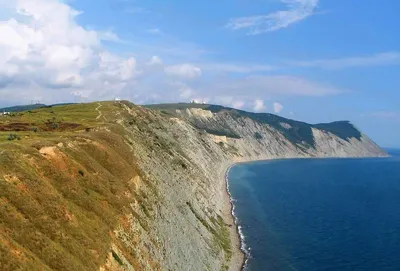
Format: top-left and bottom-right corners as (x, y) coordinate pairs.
(95, 103), (103, 120)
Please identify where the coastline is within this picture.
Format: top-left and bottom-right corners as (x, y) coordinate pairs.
(225, 162), (251, 271)
(221, 155), (392, 271)
(221, 161), (246, 271)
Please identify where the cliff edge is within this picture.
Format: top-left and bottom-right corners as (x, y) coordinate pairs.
(0, 101), (387, 271)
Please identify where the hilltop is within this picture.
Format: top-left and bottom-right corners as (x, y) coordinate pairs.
(0, 101), (387, 271)
(145, 103), (362, 147)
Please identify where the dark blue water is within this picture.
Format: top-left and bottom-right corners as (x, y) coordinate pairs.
(228, 149), (400, 271)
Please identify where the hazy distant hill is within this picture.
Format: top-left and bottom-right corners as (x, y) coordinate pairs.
(0, 103), (75, 113)
(0, 104), (46, 112)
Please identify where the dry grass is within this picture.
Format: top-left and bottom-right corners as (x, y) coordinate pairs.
(0, 101), (160, 270)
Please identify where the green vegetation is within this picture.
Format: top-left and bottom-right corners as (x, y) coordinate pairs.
(314, 121), (362, 141)
(0, 103), (76, 113)
(0, 104), (46, 113)
(0, 102), (106, 143)
(111, 250), (124, 266)
(7, 133), (21, 141)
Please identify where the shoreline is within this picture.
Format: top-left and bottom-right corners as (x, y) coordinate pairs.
(224, 163), (250, 271)
(221, 155), (391, 271)
(221, 161), (246, 271)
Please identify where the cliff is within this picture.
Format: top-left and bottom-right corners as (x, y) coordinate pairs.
(0, 101), (387, 271)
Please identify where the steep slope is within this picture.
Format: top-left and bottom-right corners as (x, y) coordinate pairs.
(0, 101), (387, 271)
(147, 103), (386, 158)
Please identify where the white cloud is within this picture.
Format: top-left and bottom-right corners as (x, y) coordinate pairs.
(0, 0), (138, 104)
(164, 64), (202, 79)
(273, 102), (284, 113)
(291, 52), (400, 69)
(98, 31), (123, 43)
(253, 99), (266, 112)
(147, 56), (163, 66)
(226, 0), (319, 35)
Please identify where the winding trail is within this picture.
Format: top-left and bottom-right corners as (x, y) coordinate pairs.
(95, 103), (103, 120)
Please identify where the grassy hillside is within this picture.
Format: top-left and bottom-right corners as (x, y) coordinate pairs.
(0, 101), (161, 270)
(144, 103), (362, 147)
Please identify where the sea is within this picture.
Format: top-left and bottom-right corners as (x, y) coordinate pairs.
(228, 149), (400, 271)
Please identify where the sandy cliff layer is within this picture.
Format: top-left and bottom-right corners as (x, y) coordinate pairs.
(0, 102), (387, 271)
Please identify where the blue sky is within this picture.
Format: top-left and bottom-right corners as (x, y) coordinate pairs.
(0, 0), (399, 147)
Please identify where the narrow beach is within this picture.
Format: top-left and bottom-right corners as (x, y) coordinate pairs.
(221, 162), (246, 271)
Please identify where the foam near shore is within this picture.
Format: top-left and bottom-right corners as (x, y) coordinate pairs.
(225, 164), (252, 270)
(221, 162), (253, 271)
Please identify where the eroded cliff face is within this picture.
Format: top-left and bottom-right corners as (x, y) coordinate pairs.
(0, 102), (387, 271)
(102, 104), (387, 271)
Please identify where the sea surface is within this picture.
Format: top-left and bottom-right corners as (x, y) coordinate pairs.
(228, 149), (400, 271)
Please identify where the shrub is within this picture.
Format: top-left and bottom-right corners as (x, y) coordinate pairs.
(51, 122), (59, 129)
(111, 250), (124, 266)
(8, 134), (20, 141)
(78, 170), (85, 177)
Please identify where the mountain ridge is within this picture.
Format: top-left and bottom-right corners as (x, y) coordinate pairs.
(145, 103), (365, 149)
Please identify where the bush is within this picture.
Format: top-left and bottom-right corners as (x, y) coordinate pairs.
(111, 250), (124, 266)
(78, 170), (85, 177)
(8, 134), (21, 141)
(51, 122), (59, 129)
